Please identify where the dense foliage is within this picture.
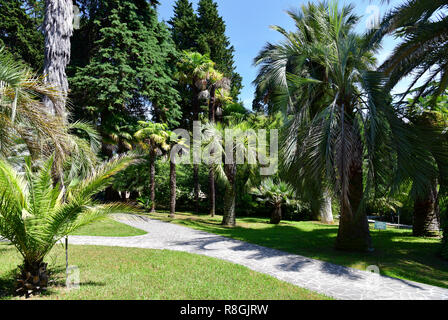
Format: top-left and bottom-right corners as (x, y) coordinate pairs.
(0, 0), (44, 71)
(1, 0), (448, 277)
(169, 0), (242, 100)
(70, 0), (181, 159)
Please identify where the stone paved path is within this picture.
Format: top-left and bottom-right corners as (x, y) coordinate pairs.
(68, 214), (448, 300)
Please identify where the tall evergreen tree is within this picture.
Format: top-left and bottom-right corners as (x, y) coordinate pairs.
(0, 0), (44, 71)
(70, 0), (181, 158)
(197, 0), (242, 99)
(168, 0), (199, 51)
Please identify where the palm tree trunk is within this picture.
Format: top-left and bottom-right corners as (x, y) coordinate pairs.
(413, 179), (440, 237)
(442, 208), (448, 260)
(208, 91), (216, 217)
(320, 189), (334, 224)
(17, 260), (49, 297)
(193, 164), (199, 213)
(193, 90), (200, 214)
(149, 151), (156, 213)
(222, 164), (236, 226)
(43, 0), (73, 120)
(270, 204), (282, 224)
(169, 160), (176, 218)
(335, 126), (372, 251)
(209, 168), (215, 217)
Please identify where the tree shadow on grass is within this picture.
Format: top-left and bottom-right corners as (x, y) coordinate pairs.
(168, 217), (448, 288)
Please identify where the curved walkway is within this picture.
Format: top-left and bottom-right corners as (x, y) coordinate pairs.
(68, 214), (448, 300)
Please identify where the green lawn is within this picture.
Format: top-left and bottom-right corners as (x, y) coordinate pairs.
(148, 211), (448, 289)
(0, 243), (330, 300)
(71, 217), (147, 237)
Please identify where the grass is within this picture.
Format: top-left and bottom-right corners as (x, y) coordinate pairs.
(147, 211), (448, 289)
(71, 217), (147, 237)
(0, 243), (330, 300)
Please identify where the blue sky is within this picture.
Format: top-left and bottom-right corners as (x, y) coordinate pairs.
(158, 0), (406, 109)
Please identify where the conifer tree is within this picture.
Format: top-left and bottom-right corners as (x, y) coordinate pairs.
(70, 0), (181, 158)
(197, 0), (242, 99)
(168, 0), (199, 51)
(169, 0), (242, 100)
(0, 0), (44, 71)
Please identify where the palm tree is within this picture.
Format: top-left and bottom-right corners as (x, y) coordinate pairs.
(0, 155), (137, 296)
(253, 3), (342, 225)
(402, 92), (448, 236)
(375, 0), (448, 102)
(250, 178), (295, 224)
(374, 0), (448, 237)
(208, 75), (232, 217)
(63, 121), (101, 180)
(177, 51), (220, 213)
(167, 132), (188, 218)
(253, 1), (425, 251)
(202, 121), (260, 227)
(0, 47), (68, 159)
(134, 121), (172, 213)
(43, 0), (74, 120)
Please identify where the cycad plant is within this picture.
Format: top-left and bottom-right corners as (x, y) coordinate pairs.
(0, 155), (137, 296)
(251, 178), (295, 224)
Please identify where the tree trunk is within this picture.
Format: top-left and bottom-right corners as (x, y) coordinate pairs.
(209, 168), (215, 217)
(149, 151), (156, 213)
(193, 164), (199, 213)
(169, 160), (176, 218)
(16, 260), (49, 297)
(335, 125), (372, 252)
(413, 179), (440, 237)
(43, 0), (73, 120)
(270, 204), (282, 224)
(193, 89), (200, 214)
(442, 208), (448, 260)
(320, 189), (334, 224)
(208, 88), (216, 217)
(222, 164), (236, 227)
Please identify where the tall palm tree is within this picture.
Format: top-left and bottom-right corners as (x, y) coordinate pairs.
(254, 1), (428, 251)
(207, 74), (232, 217)
(202, 121), (260, 227)
(0, 155), (137, 296)
(167, 132), (188, 218)
(374, 0), (448, 237)
(401, 92), (448, 236)
(252, 3), (344, 225)
(43, 0), (74, 120)
(177, 51), (220, 214)
(134, 121), (172, 213)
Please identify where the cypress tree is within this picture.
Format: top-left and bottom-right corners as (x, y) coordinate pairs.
(168, 0), (199, 51)
(197, 0), (242, 99)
